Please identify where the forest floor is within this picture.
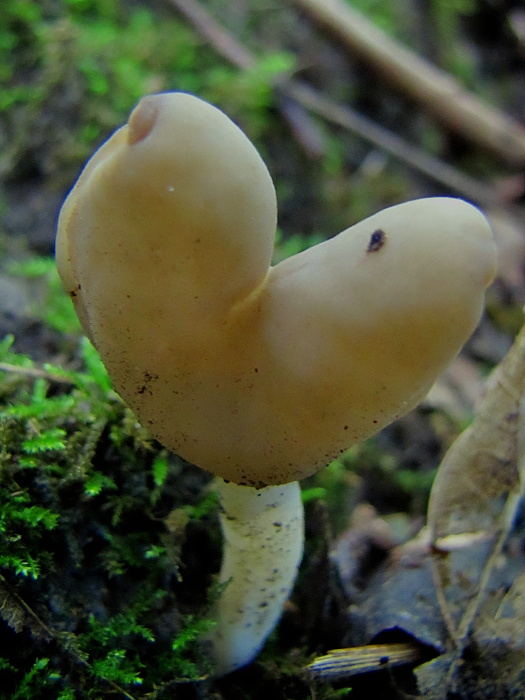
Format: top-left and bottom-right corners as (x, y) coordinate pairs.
(2, 1), (525, 698)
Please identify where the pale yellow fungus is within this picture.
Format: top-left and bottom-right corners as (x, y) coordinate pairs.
(56, 92), (497, 674)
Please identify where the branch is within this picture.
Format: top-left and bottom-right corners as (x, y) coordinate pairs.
(166, 0), (504, 207)
(284, 81), (502, 208)
(292, 0), (525, 166)
(0, 362), (75, 385)
(165, 0), (327, 157)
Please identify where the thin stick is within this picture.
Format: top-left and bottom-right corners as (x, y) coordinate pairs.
(166, 0), (505, 206)
(165, 0), (327, 157)
(165, 0), (255, 69)
(0, 362), (75, 385)
(284, 82), (502, 207)
(292, 0), (525, 166)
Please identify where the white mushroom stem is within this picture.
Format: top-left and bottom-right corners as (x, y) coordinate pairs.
(206, 478), (304, 676)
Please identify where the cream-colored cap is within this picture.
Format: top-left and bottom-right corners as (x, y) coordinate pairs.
(56, 92), (497, 486)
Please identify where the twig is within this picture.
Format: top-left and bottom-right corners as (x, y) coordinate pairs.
(306, 642), (422, 680)
(166, 0), (503, 207)
(0, 362), (75, 385)
(165, 0), (327, 157)
(283, 81), (502, 208)
(291, 0), (525, 166)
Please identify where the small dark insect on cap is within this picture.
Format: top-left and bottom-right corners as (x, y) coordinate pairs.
(367, 229), (386, 253)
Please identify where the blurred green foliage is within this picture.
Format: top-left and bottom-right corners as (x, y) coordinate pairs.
(6, 257), (80, 333)
(346, 0), (402, 35)
(0, 0), (292, 184)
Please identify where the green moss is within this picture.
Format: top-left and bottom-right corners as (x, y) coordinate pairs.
(2, 0), (290, 187)
(0, 259), (219, 696)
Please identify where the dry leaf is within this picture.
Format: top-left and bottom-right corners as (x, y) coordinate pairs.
(310, 327), (525, 696)
(424, 354), (487, 420)
(428, 323), (525, 643)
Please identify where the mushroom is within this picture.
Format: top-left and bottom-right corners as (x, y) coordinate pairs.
(56, 92), (497, 675)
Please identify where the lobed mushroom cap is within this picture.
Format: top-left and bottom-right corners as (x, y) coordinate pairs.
(56, 92), (497, 486)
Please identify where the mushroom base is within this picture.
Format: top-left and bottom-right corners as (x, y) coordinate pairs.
(205, 478), (304, 675)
